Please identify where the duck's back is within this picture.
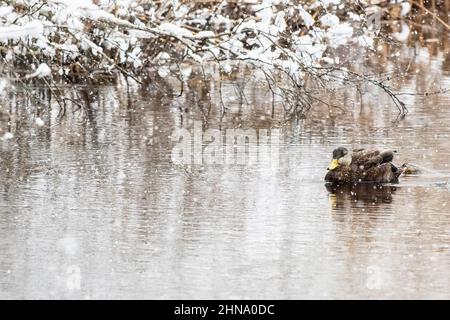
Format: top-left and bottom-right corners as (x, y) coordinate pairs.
(351, 149), (395, 168)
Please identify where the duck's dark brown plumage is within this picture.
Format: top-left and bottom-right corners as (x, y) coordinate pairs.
(325, 147), (404, 183)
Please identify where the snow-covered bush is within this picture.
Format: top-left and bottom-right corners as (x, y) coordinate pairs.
(0, 0), (417, 116)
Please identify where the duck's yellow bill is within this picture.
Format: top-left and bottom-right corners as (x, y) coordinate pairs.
(328, 159), (339, 170)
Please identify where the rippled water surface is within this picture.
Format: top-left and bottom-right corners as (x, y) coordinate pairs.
(1, 41), (450, 299)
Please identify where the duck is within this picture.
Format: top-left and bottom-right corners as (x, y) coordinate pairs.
(324, 147), (405, 184)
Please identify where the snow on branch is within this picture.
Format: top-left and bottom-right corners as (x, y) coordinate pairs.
(0, 0), (415, 117)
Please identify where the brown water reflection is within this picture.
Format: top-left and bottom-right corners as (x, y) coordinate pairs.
(326, 183), (398, 209)
(0, 38), (450, 299)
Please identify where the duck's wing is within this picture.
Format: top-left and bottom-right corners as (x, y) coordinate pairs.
(352, 149), (395, 168)
(364, 162), (403, 183)
(352, 149), (380, 166)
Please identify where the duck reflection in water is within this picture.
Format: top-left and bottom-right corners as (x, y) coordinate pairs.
(325, 182), (399, 212)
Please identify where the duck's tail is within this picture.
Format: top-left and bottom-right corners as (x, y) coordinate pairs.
(389, 163), (406, 181)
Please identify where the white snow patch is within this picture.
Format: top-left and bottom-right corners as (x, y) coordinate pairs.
(400, 3), (411, 16)
(157, 52), (171, 61)
(320, 13), (340, 27)
(180, 64), (192, 80)
(56, 42), (80, 61)
(222, 64), (232, 73)
(27, 63), (52, 79)
(5, 49), (13, 62)
(174, 4), (189, 18)
(347, 12), (362, 21)
(321, 0), (341, 5)
(1, 132), (13, 140)
(36, 117), (45, 127)
(221, 39), (243, 55)
(293, 35), (327, 66)
(158, 23), (193, 38)
(128, 46), (142, 68)
(274, 11), (287, 33)
(0, 78), (7, 94)
(193, 31), (215, 39)
(254, 4), (273, 26)
(158, 66), (170, 78)
(0, 6), (13, 18)
(328, 23), (353, 47)
(0, 20), (44, 42)
(393, 22), (410, 42)
(235, 19), (256, 33)
(357, 35), (374, 48)
(321, 57), (335, 64)
(299, 7), (315, 27)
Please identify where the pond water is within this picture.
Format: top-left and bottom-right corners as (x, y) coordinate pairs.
(0, 38), (450, 299)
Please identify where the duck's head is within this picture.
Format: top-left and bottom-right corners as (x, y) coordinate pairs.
(327, 147), (349, 170)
